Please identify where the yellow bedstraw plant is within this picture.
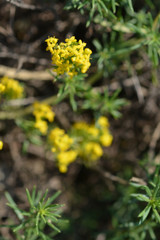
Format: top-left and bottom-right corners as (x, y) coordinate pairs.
(48, 116), (113, 173)
(45, 36), (92, 77)
(33, 102), (55, 135)
(45, 36), (92, 111)
(0, 76), (24, 99)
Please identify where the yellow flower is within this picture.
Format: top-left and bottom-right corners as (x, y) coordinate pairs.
(100, 131), (113, 147)
(33, 102), (55, 134)
(49, 127), (65, 140)
(0, 76), (24, 99)
(34, 120), (48, 135)
(83, 142), (103, 161)
(97, 116), (109, 128)
(73, 122), (99, 137)
(72, 117), (113, 161)
(45, 36), (58, 53)
(57, 150), (78, 173)
(49, 127), (73, 152)
(0, 141), (3, 150)
(88, 125), (99, 137)
(0, 83), (5, 93)
(45, 36), (92, 77)
(73, 122), (89, 130)
(33, 102), (55, 122)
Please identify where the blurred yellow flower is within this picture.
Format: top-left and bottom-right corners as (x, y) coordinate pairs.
(48, 116), (113, 173)
(0, 83), (5, 93)
(97, 116), (109, 128)
(33, 102), (55, 134)
(73, 122), (89, 130)
(100, 131), (113, 147)
(0, 141), (3, 150)
(72, 116), (113, 163)
(57, 150), (78, 173)
(73, 122), (99, 138)
(84, 142), (103, 161)
(34, 120), (48, 135)
(49, 127), (73, 152)
(0, 76), (24, 99)
(88, 125), (99, 137)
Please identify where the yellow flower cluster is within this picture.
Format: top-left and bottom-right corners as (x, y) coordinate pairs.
(84, 142), (103, 161)
(73, 116), (113, 161)
(48, 116), (113, 173)
(57, 151), (77, 173)
(48, 127), (77, 173)
(33, 102), (55, 135)
(0, 141), (3, 150)
(0, 76), (24, 99)
(97, 116), (113, 147)
(45, 36), (92, 77)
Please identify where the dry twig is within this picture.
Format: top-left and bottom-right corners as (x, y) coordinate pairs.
(0, 65), (53, 81)
(5, 0), (42, 10)
(94, 166), (128, 185)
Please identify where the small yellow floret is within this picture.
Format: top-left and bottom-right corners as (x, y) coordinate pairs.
(34, 120), (48, 135)
(73, 122), (99, 137)
(0, 83), (5, 93)
(84, 142), (103, 161)
(97, 116), (109, 128)
(57, 150), (78, 173)
(49, 127), (73, 152)
(88, 125), (99, 137)
(33, 102), (55, 134)
(45, 37), (58, 53)
(33, 102), (55, 122)
(100, 131), (113, 147)
(73, 122), (89, 130)
(0, 141), (3, 150)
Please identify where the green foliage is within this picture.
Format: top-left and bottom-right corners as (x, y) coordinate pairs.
(106, 183), (157, 240)
(65, 0), (134, 26)
(4, 187), (64, 240)
(92, 12), (160, 79)
(131, 166), (160, 225)
(56, 73), (89, 111)
(83, 88), (128, 118)
(56, 72), (128, 115)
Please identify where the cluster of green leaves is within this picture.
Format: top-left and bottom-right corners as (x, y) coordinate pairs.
(106, 184), (157, 240)
(131, 166), (160, 226)
(105, 165), (160, 240)
(56, 73), (89, 111)
(55, 72), (127, 116)
(91, 166), (160, 240)
(83, 88), (128, 118)
(3, 187), (65, 240)
(93, 12), (160, 79)
(65, 0), (133, 26)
